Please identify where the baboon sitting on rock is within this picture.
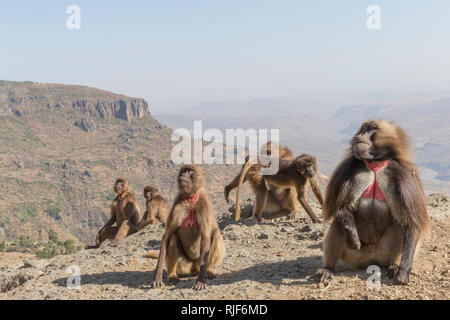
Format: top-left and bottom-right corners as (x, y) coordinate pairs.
(86, 178), (140, 249)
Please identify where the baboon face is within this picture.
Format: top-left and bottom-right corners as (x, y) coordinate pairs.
(114, 179), (129, 195)
(144, 186), (158, 200)
(351, 120), (405, 161)
(177, 165), (204, 195)
(352, 121), (379, 160)
(295, 155), (317, 178)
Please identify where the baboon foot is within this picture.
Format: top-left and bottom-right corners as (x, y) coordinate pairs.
(388, 263), (398, 279)
(316, 268), (334, 283)
(394, 268), (410, 285)
(193, 280), (207, 290)
(206, 271), (217, 280)
(151, 279), (164, 288)
(109, 239), (119, 247)
(168, 274), (180, 285)
(257, 217), (270, 223)
(287, 212), (296, 220)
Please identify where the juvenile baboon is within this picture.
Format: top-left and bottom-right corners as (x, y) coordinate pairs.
(86, 178), (140, 249)
(137, 186), (168, 230)
(224, 142), (300, 221)
(151, 165), (225, 290)
(317, 120), (430, 285)
(235, 154), (325, 223)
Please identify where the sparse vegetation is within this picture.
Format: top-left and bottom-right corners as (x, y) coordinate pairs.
(45, 203), (63, 220)
(0, 240), (6, 252)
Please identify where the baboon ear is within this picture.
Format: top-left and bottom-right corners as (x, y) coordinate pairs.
(154, 188), (159, 194)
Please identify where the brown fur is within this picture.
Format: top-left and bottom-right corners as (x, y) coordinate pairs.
(86, 178), (141, 249)
(319, 120), (430, 285)
(151, 165), (225, 290)
(225, 142), (300, 221)
(235, 154), (325, 223)
(137, 186), (168, 229)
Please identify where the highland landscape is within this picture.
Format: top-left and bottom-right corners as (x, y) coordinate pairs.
(0, 80), (448, 300)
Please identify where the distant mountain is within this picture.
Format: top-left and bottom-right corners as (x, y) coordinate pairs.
(156, 98), (450, 194)
(0, 81), (241, 245)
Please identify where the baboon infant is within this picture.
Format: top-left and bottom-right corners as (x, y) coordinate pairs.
(151, 165), (225, 290)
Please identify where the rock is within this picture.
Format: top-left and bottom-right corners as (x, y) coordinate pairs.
(0, 269), (43, 293)
(299, 225), (312, 233)
(23, 260), (49, 269)
(74, 117), (96, 132)
(257, 233), (269, 240)
(309, 230), (324, 240)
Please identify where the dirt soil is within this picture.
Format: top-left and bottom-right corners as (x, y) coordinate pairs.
(0, 195), (448, 300)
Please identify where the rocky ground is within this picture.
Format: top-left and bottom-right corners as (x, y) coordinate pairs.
(0, 195), (448, 300)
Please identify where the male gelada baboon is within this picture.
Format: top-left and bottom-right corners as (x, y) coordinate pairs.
(151, 165), (225, 290)
(317, 120), (430, 285)
(235, 154), (324, 223)
(225, 142), (301, 221)
(137, 186), (168, 230)
(86, 178), (140, 249)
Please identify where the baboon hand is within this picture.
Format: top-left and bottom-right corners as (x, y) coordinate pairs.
(346, 232), (361, 250)
(193, 280), (207, 290)
(206, 271), (216, 280)
(224, 186), (230, 204)
(316, 268), (334, 283)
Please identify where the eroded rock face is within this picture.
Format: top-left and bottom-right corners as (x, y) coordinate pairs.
(71, 99), (149, 121)
(0, 81), (151, 122)
(74, 117), (96, 132)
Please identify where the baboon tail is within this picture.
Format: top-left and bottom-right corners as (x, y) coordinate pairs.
(146, 250), (159, 259)
(235, 158), (256, 221)
(319, 172), (329, 182)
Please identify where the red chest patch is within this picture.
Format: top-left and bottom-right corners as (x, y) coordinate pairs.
(361, 160), (389, 202)
(181, 194), (199, 228)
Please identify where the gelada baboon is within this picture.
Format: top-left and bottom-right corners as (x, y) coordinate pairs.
(137, 186), (168, 230)
(86, 178), (140, 249)
(151, 165), (225, 290)
(235, 154), (324, 223)
(225, 142), (301, 221)
(317, 120), (430, 285)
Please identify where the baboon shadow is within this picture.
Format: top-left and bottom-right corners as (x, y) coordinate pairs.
(214, 255), (323, 287)
(53, 255), (322, 290)
(218, 208), (292, 230)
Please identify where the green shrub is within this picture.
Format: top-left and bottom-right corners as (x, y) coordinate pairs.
(45, 204), (63, 220)
(63, 240), (75, 255)
(15, 204), (38, 222)
(48, 229), (59, 243)
(18, 235), (34, 248)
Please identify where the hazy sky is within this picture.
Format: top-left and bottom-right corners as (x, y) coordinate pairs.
(1, 1), (449, 112)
